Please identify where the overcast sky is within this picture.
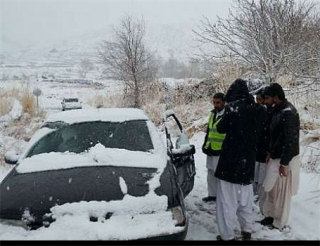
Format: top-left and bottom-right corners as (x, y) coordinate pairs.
(0, 0), (233, 48)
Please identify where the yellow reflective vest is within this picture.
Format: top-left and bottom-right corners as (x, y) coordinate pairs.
(204, 113), (226, 151)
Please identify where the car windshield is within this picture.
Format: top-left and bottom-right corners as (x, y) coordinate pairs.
(26, 120), (154, 158)
(64, 98), (78, 102)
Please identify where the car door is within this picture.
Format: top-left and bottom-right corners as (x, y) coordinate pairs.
(163, 110), (196, 198)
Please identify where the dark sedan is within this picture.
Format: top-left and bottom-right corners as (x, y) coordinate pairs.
(0, 108), (195, 240)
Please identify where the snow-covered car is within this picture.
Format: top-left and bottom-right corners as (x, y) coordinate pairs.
(0, 108), (196, 240)
(61, 98), (82, 111)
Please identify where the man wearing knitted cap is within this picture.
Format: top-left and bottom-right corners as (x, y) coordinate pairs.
(214, 78), (260, 241)
(260, 83), (300, 230)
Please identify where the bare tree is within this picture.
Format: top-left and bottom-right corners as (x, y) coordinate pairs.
(193, 0), (320, 83)
(97, 15), (157, 108)
(78, 58), (94, 78)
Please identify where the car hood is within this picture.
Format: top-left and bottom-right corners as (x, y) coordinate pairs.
(17, 143), (167, 174)
(0, 193), (185, 240)
(1, 145), (177, 225)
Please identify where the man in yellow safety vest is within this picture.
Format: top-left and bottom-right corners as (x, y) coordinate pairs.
(202, 92), (226, 202)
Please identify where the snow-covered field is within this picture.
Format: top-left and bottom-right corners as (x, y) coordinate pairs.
(0, 80), (319, 240)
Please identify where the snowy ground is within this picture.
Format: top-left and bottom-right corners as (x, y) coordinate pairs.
(0, 80), (319, 240)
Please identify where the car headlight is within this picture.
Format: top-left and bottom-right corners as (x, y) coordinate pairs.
(171, 206), (186, 227)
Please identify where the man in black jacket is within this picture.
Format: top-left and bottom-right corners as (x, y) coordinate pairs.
(215, 79), (259, 241)
(260, 83), (300, 230)
(202, 92), (226, 202)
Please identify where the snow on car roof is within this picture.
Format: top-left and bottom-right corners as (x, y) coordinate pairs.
(46, 108), (150, 124)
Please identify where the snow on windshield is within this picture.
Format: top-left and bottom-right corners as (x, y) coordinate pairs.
(16, 143), (167, 174)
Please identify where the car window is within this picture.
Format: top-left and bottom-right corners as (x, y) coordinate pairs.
(165, 116), (183, 149)
(64, 98), (78, 102)
(26, 120), (154, 157)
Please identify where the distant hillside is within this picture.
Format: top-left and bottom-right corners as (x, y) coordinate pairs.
(0, 23), (197, 67)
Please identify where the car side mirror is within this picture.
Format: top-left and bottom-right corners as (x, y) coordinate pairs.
(172, 144), (195, 158)
(4, 150), (20, 165)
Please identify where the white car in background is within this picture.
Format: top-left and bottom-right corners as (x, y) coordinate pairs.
(61, 98), (82, 111)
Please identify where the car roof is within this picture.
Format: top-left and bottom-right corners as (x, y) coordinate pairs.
(46, 108), (150, 124)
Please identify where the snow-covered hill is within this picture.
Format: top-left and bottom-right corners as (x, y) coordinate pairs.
(0, 23), (197, 83)
(1, 23), (195, 65)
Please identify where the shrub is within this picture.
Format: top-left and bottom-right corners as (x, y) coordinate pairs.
(0, 98), (12, 116)
(214, 60), (244, 93)
(0, 85), (44, 118)
(87, 93), (126, 108)
(21, 91), (35, 116)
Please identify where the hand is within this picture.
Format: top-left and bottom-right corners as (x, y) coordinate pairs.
(279, 165), (287, 177)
